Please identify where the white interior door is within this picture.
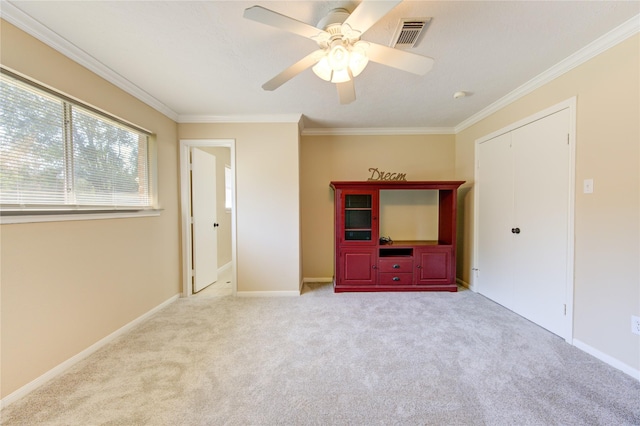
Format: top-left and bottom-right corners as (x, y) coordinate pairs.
(477, 108), (571, 338)
(192, 147), (218, 292)
(511, 109), (570, 336)
(478, 132), (515, 308)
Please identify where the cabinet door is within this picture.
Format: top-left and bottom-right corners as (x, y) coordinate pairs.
(339, 190), (378, 245)
(415, 246), (453, 284)
(337, 248), (377, 286)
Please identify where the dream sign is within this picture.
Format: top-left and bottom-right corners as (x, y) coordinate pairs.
(367, 168), (407, 181)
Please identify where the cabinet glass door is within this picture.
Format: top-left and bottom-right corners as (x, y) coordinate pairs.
(344, 194), (372, 240)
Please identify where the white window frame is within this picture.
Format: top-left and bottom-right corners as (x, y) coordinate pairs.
(224, 164), (232, 211)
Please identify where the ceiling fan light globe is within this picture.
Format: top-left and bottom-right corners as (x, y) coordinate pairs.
(349, 42), (369, 77)
(349, 58), (368, 77)
(328, 43), (350, 71)
(330, 68), (351, 84)
(312, 56), (332, 81)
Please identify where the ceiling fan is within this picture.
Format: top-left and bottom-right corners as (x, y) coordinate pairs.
(243, 0), (434, 104)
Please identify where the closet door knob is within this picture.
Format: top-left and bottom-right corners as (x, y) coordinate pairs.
(511, 227), (520, 234)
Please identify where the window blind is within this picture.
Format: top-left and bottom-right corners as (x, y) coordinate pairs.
(0, 69), (153, 211)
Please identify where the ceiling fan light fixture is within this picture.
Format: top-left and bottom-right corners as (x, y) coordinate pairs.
(328, 42), (350, 71)
(313, 40), (369, 83)
(330, 68), (351, 83)
(349, 41), (369, 77)
(312, 56), (332, 81)
(312, 54), (353, 83)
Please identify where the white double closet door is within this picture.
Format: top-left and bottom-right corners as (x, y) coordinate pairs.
(478, 108), (572, 339)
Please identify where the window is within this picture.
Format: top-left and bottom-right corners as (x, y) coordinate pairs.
(0, 68), (154, 213)
(224, 165), (232, 210)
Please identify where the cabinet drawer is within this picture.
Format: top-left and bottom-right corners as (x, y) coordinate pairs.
(378, 272), (413, 285)
(378, 259), (413, 273)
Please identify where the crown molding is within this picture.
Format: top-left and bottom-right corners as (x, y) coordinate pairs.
(455, 13), (640, 133)
(302, 127), (456, 136)
(1, 1), (179, 122)
(178, 114), (304, 124)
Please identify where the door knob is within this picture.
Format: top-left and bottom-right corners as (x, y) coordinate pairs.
(213, 223), (219, 227)
(511, 227), (520, 234)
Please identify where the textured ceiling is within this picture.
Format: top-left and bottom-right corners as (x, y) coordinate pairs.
(3, 1), (639, 130)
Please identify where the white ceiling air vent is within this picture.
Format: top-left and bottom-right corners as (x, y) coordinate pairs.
(391, 18), (431, 49)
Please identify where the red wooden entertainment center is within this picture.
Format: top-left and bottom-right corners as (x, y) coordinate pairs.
(330, 181), (465, 292)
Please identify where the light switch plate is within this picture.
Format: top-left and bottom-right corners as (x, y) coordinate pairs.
(632, 315), (640, 335)
(583, 179), (594, 194)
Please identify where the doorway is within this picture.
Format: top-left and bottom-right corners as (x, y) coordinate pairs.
(179, 139), (237, 297)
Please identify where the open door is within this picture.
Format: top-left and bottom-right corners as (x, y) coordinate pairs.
(191, 147), (218, 292)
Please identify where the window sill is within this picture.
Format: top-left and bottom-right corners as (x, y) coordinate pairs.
(0, 209), (163, 224)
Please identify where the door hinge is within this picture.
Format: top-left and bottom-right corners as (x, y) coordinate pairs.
(564, 304), (567, 315)
(567, 134), (570, 145)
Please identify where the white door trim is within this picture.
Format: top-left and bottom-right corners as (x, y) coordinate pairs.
(179, 139), (237, 297)
(473, 97), (576, 343)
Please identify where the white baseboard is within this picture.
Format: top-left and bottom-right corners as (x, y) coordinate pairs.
(0, 293), (180, 410)
(236, 290), (300, 297)
(572, 338), (640, 381)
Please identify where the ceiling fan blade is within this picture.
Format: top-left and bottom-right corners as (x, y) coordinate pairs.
(336, 79), (356, 105)
(244, 6), (327, 40)
(366, 42), (435, 75)
(262, 50), (324, 91)
(342, 0), (402, 35)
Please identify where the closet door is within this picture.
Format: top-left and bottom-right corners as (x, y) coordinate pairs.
(477, 108), (571, 339)
(511, 109), (570, 337)
(478, 132), (515, 308)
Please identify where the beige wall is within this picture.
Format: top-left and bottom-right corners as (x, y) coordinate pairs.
(0, 21), (181, 397)
(179, 123), (301, 293)
(199, 147), (233, 268)
(455, 34), (640, 372)
(300, 134), (456, 279)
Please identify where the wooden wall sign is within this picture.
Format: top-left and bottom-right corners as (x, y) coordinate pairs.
(367, 168), (407, 181)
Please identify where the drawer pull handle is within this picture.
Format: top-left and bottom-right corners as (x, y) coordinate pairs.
(393, 264), (400, 269)
(392, 277), (400, 281)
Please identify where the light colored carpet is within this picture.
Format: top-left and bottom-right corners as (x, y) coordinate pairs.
(3, 283), (639, 425)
